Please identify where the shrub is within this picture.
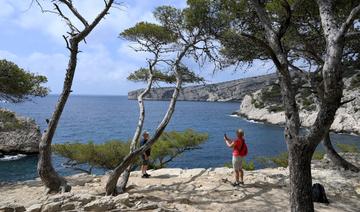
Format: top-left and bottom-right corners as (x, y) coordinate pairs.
(262, 85), (282, 103)
(349, 74), (360, 89)
(0, 110), (24, 131)
(223, 160), (255, 171)
(53, 129), (208, 173)
(270, 152), (289, 168)
(242, 160), (255, 170)
(151, 129), (208, 168)
(336, 143), (359, 153)
(300, 88), (312, 99)
(53, 140), (130, 170)
(268, 105), (284, 113)
(255, 150), (325, 168)
(312, 151), (325, 160)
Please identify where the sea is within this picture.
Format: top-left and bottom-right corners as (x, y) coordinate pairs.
(0, 95), (359, 182)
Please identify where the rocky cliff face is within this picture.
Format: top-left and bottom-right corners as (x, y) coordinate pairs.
(128, 73), (278, 102)
(237, 71), (360, 135)
(0, 109), (41, 154)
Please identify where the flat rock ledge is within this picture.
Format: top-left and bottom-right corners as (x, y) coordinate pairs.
(0, 154), (359, 212)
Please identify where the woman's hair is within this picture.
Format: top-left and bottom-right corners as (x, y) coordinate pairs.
(236, 129), (244, 137)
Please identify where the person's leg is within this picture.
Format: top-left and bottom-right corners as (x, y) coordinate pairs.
(235, 170), (240, 183)
(232, 156), (238, 183)
(141, 165), (145, 174)
(239, 169), (244, 183)
(239, 157), (244, 184)
(141, 155), (147, 176)
(144, 164), (148, 174)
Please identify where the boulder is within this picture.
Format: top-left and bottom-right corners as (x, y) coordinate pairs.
(0, 204), (26, 212)
(60, 202), (76, 211)
(83, 196), (116, 211)
(71, 193), (96, 205)
(40, 202), (61, 212)
(0, 109), (41, 154)
(26, 204), (42, 212)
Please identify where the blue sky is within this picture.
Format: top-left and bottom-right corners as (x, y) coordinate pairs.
(0, 0), (274, 95)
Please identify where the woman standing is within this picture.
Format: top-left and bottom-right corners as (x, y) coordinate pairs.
(224, 129), (248, 186)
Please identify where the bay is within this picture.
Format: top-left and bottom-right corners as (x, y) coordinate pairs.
(0, 95), (359, 182)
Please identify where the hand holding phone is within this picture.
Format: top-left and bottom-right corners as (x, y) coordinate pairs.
(224, 133), (227, 139)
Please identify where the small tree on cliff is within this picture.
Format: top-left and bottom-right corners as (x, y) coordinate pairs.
(185, 0), (360, 211)
(0, 59), (49, 103)
(116, 21), (177, 193)
(105, 5), (214, 196)
(35, 0), (117, 194)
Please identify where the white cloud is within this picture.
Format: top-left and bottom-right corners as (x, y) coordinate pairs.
(0, 0), (277, 95)
(0, 43), (145, 95)
(0, 1), (14, 19)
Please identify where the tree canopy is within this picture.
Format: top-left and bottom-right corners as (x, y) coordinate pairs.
(0, 59), (49, 103)
(127, 66), (205, 84)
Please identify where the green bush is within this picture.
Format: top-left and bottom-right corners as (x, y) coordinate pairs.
(268, 105), (284, 113)
(262, 85), (282, 103)
(270, 152), (289, 168)
(223, 160), (255, 171)
(300, 88), (312, 99)
(255, 150), (325, 168)
(151, 129), (208, 168)
(53, 129), (208, 172)
(312, 151), (325, 160)
(336, 143), (359, 153)
(302, 98), (312, 107)
(0, 110), (24, 131)
(242, 160), (255, 170)
(349, 74), (360, 89)
(53, 140), (130, 170)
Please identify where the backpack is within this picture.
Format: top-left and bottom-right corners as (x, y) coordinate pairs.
(238, 139), (248, 157)
(312, 183), (329, 204)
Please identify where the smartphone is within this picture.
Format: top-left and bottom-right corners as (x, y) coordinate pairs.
(224, 133), (227, 138)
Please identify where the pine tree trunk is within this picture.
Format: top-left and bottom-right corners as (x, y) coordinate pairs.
(117, 68), (155, 193)
(117, 166), (132, 193)
(106, 67), (183, 195)
(323, 132), (359, 172)
(105, 80), (181, 195)
(37, 0), (114, 193)
(37, 40), (79, 193)
(288, 142), (315, 212)
(105, 46), (191, 196)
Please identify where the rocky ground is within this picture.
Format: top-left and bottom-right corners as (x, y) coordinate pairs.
(0, 153), (359, 212)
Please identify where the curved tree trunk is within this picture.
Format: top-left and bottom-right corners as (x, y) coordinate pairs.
(37, 0), (114, 193)
(248, 0), (359, 211)
(37, 40), (79, 193)
(117, 68), (155, 193)
(106, 64), (184, 196)
(323, 132), (359, 172)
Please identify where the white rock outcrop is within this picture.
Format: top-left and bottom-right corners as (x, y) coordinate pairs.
(238, 75), (360, 135)
(0, 109), (41, 154)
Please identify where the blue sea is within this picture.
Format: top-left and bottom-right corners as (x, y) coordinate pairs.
(1, 95), (359, 182)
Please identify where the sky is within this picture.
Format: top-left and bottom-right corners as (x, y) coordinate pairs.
(0, 0), (275, 95)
